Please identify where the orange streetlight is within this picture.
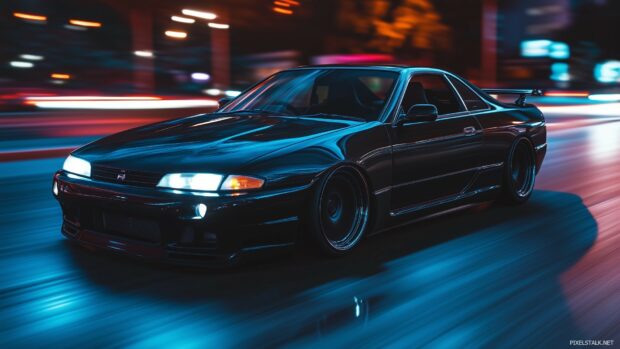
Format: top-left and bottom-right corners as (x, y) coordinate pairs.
(69, 19), (102, 28)
(51, 73), (71, 79)
(165, 30), (187, 39)
(273, 7), (293, 15)
(13, 12), (47, 22)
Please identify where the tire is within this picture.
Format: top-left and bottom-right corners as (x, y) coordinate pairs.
(307, 166), (370, 256)
(500, 138), (536, 204)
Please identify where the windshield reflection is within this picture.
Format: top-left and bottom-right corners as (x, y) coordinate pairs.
(218, 69), (399, 122)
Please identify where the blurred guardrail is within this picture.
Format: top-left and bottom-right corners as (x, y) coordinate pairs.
(3, 93), (620, 162)
(0, 103), (218, 162)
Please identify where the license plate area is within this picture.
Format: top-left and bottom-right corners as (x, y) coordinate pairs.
(95, 210), (162, 244)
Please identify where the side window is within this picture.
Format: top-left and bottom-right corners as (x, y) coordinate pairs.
(448, 76), (488, 111)
(401, 74), (463, 115)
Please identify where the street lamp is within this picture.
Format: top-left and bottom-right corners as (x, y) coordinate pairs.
(69, 19), (102, 28)
(165, 30), (187, 39)
(171, 16), (195, 24)
(208, 23), (229, 29)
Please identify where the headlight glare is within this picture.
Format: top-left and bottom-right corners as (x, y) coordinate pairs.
(220, 175), (264, 191)
(62, 155), (91, 178)
(157, 173), (223, 191)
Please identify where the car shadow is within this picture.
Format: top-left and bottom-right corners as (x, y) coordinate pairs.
(61, 189), (598, 346)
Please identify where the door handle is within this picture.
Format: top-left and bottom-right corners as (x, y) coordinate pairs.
(463, 126), (477, 135)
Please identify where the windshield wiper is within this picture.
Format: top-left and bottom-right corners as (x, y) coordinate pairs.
(302, 113), (366, 122)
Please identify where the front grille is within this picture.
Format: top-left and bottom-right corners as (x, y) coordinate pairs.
(62, 221), (79, 237)
(91, 164), (162, 187)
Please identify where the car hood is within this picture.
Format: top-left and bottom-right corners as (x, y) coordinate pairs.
(73, 113), (359, 174)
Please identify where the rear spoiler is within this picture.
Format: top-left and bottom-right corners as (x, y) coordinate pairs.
(482, 89), (543, 107)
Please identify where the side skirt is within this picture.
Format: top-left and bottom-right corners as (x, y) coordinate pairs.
(369, 202), (482, 237)
(389, 185), (501, 217)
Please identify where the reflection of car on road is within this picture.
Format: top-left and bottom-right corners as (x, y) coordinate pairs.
(53, 65), (546, 266)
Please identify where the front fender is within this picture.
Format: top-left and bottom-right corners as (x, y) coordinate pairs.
(241, 122), (392, 193)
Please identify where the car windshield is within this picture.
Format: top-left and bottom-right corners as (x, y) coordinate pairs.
(218, 69), (400, 121)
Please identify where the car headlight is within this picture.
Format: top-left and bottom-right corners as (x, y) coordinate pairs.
(220, 175), (264, 191)
(62, 155), (91, 178)
(157, 173), (223, 191)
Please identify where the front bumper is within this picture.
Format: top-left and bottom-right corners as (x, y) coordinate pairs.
(53, 171), (308, 267)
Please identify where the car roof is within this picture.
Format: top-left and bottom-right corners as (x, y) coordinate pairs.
(292, 64), (448, 74)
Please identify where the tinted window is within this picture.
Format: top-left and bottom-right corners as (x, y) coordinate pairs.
(219, 69), (399, 121)
(401, 74), (462, 115)
(448, 76), (488, 111)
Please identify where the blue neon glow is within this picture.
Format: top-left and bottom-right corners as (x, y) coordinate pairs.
(549, 42), (570, 59)
(588, 94), (620, 102)
(550, 62), (570, 82)
(521, 40), (552, 57)
(521, 40), (569, 59)
(594, 60), (620, 83)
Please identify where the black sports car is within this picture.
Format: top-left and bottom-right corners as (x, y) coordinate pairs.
(53, 65), (546, 266)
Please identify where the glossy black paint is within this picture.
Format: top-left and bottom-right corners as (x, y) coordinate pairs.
(54, 66), (546, 265)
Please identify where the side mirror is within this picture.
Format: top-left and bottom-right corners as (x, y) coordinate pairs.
(218, 97), (233, 108)
(398, 104), (438, 125)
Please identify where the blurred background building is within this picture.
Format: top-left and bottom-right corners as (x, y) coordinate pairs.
(4, 3), (620, 348)
(1, 0), (619, 104)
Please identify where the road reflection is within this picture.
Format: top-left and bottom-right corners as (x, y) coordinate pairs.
(56, 190), (595, 348)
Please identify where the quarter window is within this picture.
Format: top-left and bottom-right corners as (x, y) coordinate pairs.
(448, 76), (488, 111)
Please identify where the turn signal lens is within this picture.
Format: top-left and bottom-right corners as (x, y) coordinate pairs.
(220, 175), (264, 191)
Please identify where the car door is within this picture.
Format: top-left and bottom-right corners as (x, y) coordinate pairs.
(445, 74), (506, 191)
(389, 72), (483, 215)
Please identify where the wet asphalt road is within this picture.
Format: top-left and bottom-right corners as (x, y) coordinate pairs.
(1, 110), (619, 348)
